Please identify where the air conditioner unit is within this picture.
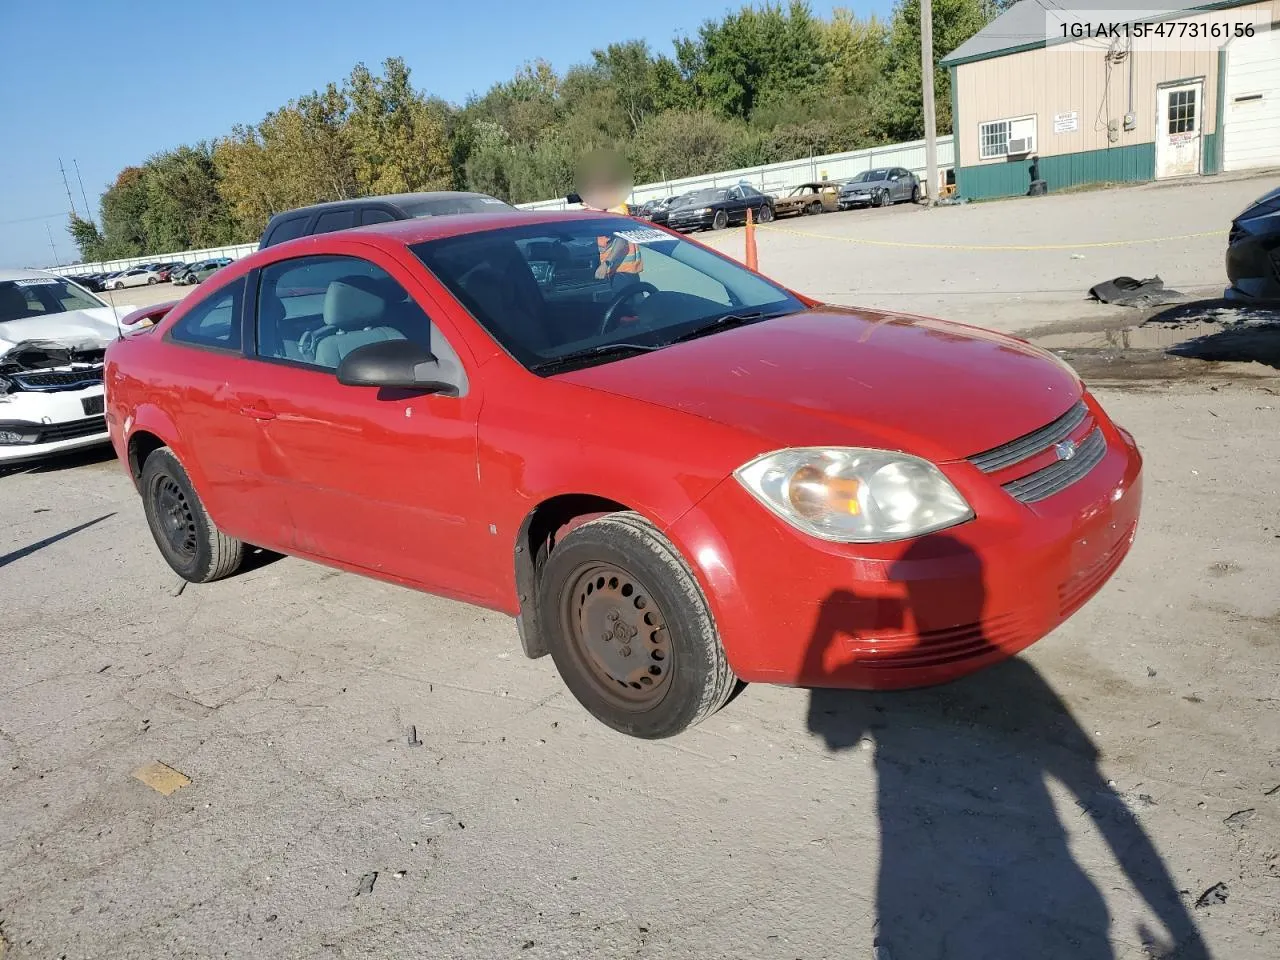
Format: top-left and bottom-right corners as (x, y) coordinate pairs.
(1008, 137), (1034, 155)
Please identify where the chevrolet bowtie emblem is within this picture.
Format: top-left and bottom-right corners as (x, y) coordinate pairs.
(1054, 440), (1078, 462)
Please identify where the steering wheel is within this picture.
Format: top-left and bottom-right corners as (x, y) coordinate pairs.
(600, 282), (659, 335)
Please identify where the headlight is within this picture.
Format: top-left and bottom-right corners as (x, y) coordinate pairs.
(695, 207), (712, 214)
(734, 447), (973, 543)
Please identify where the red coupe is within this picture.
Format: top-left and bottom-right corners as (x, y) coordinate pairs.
(104, 211), (1142, 738)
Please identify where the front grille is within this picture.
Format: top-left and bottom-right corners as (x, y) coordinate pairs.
(1002, 428), (1107, 503)
(36, 415), (107, 444)
(10, 367), (104, 391)
(969, 400), (1087, 473)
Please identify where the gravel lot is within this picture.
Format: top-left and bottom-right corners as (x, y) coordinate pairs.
(3, 175), (1279, 959)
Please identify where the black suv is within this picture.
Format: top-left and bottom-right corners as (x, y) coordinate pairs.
(258, 191), (514, 249)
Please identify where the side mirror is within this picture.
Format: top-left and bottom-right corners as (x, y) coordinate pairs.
(336, 339), (458, 395)
(565, 192), (583, 205)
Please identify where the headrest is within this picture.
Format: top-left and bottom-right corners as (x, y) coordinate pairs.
(323, 277), (386, 330)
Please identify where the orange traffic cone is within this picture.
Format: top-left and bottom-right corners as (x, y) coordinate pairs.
(745, 206), (759, 272)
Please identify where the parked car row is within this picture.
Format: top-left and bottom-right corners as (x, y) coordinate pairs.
(633, 168), (924, 232)
(63, 260), (223, 292)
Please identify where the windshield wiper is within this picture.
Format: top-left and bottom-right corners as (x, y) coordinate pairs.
(530, 342), (662, 374)
(666, 310), (787, 345)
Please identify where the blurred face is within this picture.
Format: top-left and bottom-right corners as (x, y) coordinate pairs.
(576, 148), (633, 210)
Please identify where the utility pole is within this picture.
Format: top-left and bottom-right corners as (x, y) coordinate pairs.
(920, 0), (939, 208)
(45, 221), (60, 268)
(74, 159), (94, 226)
(59, 159), (78, 219)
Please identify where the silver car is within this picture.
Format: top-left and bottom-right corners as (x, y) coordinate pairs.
(838, 168), (921, 209)
(104, 266), (163, 290)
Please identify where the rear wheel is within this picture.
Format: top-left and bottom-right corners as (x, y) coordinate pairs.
(711, 209), (728, 230)
(538, 512), (737, 738)
(140, 447), (243, 583)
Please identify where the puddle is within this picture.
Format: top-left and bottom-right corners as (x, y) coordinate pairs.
(1024, 299), (1280, 384)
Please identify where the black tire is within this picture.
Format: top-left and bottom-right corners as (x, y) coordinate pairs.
(872, 189), (886, 208)
(538, 512), (737, 738)
(147, 276), (157, 285)
(911, 183), (921, 203)
(140, 446), (243, 583)
(711, 209), (728, 230)
(806, 201), (822, 216)
(757, 203), (774, 223)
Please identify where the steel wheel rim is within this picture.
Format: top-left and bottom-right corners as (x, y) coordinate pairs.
(561, 562), (673, 710)
(155, 475), (197, 559)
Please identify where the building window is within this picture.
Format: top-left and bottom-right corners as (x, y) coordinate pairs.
(979, 115), (1037, 160)
(1168, 89), (1196, 134)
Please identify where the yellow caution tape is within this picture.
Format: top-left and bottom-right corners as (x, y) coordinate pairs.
(754, 222), (1228, 252)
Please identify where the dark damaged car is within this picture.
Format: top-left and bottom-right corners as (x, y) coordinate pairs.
(0, 270), (141, 463)
(1225, 184), (1280, 302)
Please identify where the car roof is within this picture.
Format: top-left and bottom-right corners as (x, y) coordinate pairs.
(276, 208), (618, 249)
(267, 191), (505, 220)
(0, 268), (63, 282)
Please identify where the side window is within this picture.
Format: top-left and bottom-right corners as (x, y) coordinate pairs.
(167, 278), (244, 352)
(313, 209), (357, 235)
(266, 216), (308, 246)
(361, 208), (396, 225)
(254, 255), (437, 371)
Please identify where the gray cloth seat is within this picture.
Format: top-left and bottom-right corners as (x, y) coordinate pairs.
(313, 277), (406, 369)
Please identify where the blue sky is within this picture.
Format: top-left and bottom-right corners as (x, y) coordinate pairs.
(0, 0), (893, 267)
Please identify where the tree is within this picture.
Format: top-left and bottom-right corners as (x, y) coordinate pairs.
(67, 215), (104, 262)
(346, 58), (452, 195)
(629, 109), (739, 182)
(687, 2), (829, 119)
(873, 0), (990, 141)
(98, 167), (150, 258)
(142, 145), (235, 251)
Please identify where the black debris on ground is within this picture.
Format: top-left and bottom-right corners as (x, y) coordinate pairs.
(1194, 882), (1229, 909)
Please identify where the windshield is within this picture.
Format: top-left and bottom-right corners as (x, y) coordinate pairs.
(853, 169), (891, 183)
(0, 277), (106, 324)
(401, 195), (510, 218)
(678, 188), (727, 206)
(412, 217), (804, 373)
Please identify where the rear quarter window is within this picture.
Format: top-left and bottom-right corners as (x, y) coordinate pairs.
(313, 209), (357, 234)
(166, 278), (245, 352)
(265, 216), (308, 247)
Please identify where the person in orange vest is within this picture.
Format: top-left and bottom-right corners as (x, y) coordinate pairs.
(591, 200), (644, 293)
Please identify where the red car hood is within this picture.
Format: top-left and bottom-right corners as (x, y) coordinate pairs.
(559, 307), (1082, 464)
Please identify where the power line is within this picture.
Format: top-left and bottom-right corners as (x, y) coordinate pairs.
(0, 212), (68, 226)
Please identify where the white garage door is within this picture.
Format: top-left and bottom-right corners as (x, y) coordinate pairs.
(1223, 30), (1280, 172)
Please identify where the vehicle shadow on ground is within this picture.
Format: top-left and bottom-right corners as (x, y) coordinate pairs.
(803, 536), (1209, 960)
(0, 445), (119, 480)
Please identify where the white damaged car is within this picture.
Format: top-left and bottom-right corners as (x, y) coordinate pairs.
(0, 270), (136, 464)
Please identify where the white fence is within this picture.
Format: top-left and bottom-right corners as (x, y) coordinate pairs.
(56, 241), (260, 278)
(517, 135), (956, 211)
(49, 136), (954, 274)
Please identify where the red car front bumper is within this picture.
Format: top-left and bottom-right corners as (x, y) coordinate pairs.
(666, 400), (1143, 689)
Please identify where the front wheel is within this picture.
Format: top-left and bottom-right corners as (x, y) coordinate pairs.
(140, 446), (243, 583)
(911, 183), (921, 203)
(711, 209), (728, 230)
(872, 190), (887, 208)
(538, 512), (737, 738)
(756, 204), (774, 223)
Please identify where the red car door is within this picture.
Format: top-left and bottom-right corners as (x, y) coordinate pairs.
(241, 250), (492, 603)
(156, 276), (291, 545)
